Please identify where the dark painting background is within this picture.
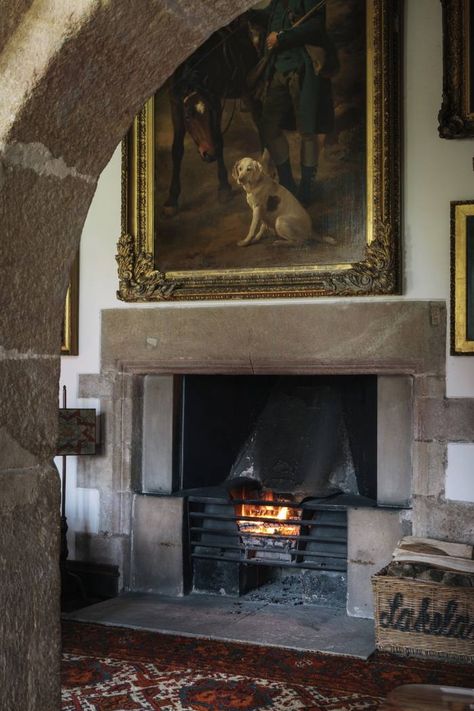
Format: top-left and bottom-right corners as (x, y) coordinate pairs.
(154, 0), (366, 272)
(469, 0), (474, 115)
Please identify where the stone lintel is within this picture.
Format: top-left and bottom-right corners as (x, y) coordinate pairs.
(101, 301), (446, 376)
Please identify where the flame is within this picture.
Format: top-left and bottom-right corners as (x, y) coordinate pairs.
(237, 490), (301, 537)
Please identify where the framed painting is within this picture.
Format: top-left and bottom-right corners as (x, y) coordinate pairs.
(117, 0), (402, 301)
(439, 0), (474, 138)
(61, 251), (79, 356)
(451, 201), (474, 354)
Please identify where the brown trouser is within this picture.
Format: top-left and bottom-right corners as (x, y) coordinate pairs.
(261, 70), (317, 168)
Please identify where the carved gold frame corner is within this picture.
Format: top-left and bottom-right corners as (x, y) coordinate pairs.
(61, 251), (80, 356)
(117, 0), (402, 301)
(451, 201), (474, 354)
(439, 0), (474, 139)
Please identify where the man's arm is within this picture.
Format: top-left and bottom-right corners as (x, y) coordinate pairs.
(276, 11), (326, 50)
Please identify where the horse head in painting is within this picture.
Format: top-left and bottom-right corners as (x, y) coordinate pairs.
(162, 17), (262, 217)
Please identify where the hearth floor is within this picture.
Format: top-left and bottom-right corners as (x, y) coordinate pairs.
(64, 592), (375, 659)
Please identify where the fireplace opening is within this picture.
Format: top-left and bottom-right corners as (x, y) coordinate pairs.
(175, 374), (378, 604)
(179, 374), (377, 500)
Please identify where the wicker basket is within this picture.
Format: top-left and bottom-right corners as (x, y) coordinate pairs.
(372, 566), (474, 663)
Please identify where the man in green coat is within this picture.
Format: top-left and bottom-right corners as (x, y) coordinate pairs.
(248, 0), (336, 205)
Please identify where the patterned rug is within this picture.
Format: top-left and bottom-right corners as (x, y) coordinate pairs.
(62, 621), (473, 710)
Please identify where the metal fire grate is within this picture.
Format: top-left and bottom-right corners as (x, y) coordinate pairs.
(187, 495), (348, 573)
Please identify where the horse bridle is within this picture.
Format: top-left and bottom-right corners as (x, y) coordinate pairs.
(183, 91), (203, 111)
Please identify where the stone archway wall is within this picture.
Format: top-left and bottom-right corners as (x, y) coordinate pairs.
(0, 1), (254, 708)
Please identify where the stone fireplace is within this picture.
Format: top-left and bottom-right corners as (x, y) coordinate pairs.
(76, 300), (469, 620)
(138, 372), (379, 607)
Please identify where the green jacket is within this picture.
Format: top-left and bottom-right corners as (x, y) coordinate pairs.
(248, 0), (336, 134)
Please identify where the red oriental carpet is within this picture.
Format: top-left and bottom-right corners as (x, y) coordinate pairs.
(62, 621), (473, 710)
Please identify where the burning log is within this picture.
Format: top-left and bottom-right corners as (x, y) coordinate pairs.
(233, 489), (302, 563)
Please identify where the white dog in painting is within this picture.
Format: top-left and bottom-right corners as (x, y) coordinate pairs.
(232, 156), (312, 247)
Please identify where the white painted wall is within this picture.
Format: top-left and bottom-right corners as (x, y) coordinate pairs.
(446, 444), (474, 503)
(60, 0), (474, 551)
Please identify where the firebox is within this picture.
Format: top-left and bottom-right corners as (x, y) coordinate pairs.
(156, 374), (378, 603)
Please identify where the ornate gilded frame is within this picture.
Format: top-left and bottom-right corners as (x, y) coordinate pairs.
(451, 201), (474, 354)
(117, 0), (402, 301)
(439, 0), (474, 138)
(61, 252), (79, 356)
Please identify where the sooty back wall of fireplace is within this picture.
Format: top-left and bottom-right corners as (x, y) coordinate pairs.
(178, 375), (377, 501)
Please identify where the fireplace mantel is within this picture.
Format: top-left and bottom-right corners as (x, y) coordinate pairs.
(100, 301), (445, 376)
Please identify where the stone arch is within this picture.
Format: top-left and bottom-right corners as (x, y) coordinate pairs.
(0, 1), (255, 707)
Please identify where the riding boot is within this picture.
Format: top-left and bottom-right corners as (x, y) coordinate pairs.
(297, 166), (317, 207)
(276, 160), (297, 195)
